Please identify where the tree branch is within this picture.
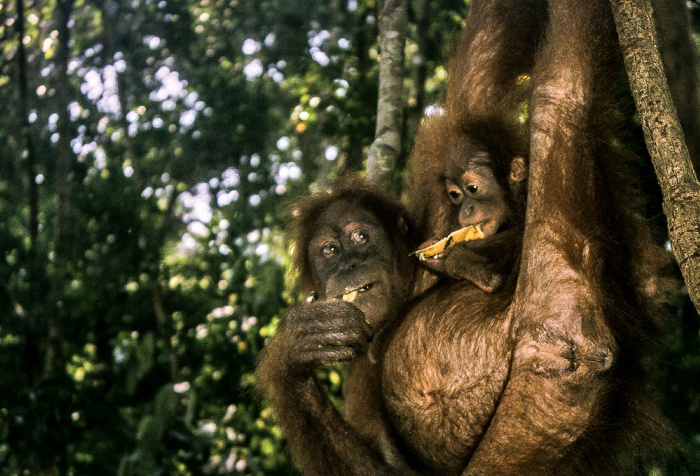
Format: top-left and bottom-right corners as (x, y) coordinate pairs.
(651, 0), (700, 178)
(610, 0), (700, 313)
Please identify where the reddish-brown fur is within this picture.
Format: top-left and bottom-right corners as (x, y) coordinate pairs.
(257, 0), (692, 474)
(255, 178), (420, 475)
(393, 0), (689, 474)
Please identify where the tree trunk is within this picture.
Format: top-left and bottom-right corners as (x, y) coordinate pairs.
(651, 0), (700, 178)
(16, 0), (38, 256)
(365, 0), (407, 184)
(100, 0), (143, 183)
(405, 0), (430, 142)
(46, 0), (75, 378)
(340, 2), (374, 173)
(610, 0), (700, 313)
(15, 0), (41, 385)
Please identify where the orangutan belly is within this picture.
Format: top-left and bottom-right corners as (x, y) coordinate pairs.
(382, 283), (513, 474)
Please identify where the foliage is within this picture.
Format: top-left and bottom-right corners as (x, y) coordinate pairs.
(0, 0), (697, 474)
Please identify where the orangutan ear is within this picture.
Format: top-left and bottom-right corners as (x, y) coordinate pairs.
(509, 156), (527, 183)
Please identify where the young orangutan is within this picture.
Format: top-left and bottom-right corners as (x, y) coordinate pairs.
(415, 129), (528, 293)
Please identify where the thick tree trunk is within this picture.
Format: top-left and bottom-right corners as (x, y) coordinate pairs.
(611, 0), (700, 313)
(366, 0), (407, 184)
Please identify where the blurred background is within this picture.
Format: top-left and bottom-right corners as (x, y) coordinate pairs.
(0, 0), (698, 474)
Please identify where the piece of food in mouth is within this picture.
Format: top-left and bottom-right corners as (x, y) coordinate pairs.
(306, 291), (318, 303)
(342, 290), (358, 303)
(341, 284), (373, 303)
(413, 224), (485, 261)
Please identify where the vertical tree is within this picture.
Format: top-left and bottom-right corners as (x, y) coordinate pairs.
(366, 0), (407, 184)
(15, 0), (38, 264)
(46, 0), (75, 379)
(611, 0), (700, 312)
(15, 0), (42, 385)
(405, 0), (431, 141)
(651, 0), (700, 177)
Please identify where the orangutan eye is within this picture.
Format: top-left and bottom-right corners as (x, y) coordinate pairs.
(467, 184), (479, 194)
(321, 242), (338, 258)
(351, 230), (368, 244)
(446, 180), (463, 205)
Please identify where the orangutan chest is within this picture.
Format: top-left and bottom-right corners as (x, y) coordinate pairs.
(381, 298), (512, 474)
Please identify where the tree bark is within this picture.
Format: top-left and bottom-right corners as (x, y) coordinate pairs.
(366, 0), (407, 184)
(610, 0), (700, 313)
(651, 0), (700, 178)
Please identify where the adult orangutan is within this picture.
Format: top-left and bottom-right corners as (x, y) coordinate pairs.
(396, 0), (686, 473)
(257, 0), (691, 474)
(255, 178), (421, 475)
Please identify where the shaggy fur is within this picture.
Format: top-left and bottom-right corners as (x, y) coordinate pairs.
(394, 0), (690, 474)
(258, 0), (693, 474)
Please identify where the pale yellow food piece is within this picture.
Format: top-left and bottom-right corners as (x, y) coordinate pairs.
(342, 290), (358, 303)
(413, 224), (485, 260)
